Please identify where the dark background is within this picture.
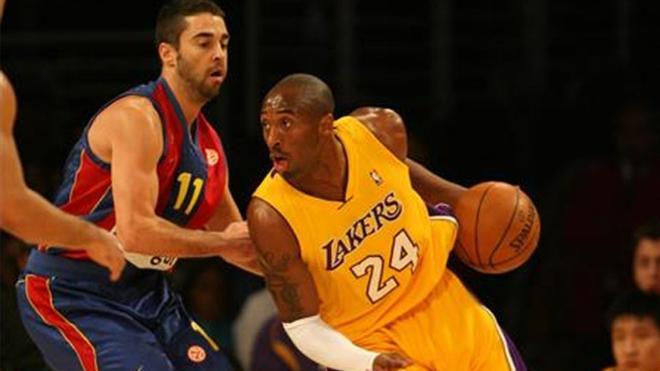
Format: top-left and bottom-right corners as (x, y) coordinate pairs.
(2, 0), (660, 370)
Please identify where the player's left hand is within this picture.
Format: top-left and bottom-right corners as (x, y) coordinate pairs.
(86, 228), (127, 281)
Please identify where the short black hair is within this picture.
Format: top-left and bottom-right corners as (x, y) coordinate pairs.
(606, 290), (660, 331)
(268, 73), (335, 117)
(633, 219), (660, 252)
(155, 0), (225, 49)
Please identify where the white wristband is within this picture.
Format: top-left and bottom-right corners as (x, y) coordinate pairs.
(282, 315), (378, 371)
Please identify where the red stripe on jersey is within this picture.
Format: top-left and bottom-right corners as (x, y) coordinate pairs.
(24, 275), (99, 371)
(152, 84), (180, 217)
(60, 151), (111, 217)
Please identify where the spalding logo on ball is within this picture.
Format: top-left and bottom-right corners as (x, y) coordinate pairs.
(454, 181), (541, 274)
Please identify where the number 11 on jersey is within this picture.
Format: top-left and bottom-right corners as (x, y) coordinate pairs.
(173, 172), (204, 215)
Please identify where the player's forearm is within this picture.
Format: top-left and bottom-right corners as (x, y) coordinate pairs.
(283, 315), (378, 371)
(117, 216), (233, 258)
(406, 159), (466, 207)
(0, 188), (102, 249)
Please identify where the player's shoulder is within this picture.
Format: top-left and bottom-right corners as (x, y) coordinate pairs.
(107, 95), (157, 119)
(248, 196), (283, 226)
(88, 95), (163, 159)
(348, 107), (407, 160)
(247, 196), (299, 252)
(95, 95), (160, 131)
(349, 107), (405, 136)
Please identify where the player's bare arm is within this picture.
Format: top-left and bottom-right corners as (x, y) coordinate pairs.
(248, 197), (411, 371)
(247, 197), (319, 321)
(89, 96), (250, 257)
(205, 182), (262, 275)
(350, 107), (466, 207)
(0, 71), (125, 280)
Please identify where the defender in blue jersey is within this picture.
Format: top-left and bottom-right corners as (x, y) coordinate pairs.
(16, 1), (260, 370)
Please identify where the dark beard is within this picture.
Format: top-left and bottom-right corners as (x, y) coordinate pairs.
(176, 56), (220, 102)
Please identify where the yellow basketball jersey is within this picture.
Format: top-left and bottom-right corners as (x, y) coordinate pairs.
(253, 116), (458, 342)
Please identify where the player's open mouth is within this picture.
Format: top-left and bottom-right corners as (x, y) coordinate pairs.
(270, 153), (289, 172)
(209, 70), (224, 83)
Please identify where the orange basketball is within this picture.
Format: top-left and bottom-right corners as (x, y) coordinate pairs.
(453, 181), (540, 274)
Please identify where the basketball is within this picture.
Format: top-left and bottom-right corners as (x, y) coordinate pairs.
(453, 181), (540, 274)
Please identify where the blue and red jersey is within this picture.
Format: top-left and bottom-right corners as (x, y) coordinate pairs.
(45, 77), (227, 260)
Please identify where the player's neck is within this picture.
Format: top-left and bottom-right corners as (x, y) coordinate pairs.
(289, 136), (347, 202)
(161, 74), (205, 126)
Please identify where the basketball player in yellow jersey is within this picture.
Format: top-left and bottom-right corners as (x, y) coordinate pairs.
(248, 73), (527, 371)
(0, 0), (124, 279)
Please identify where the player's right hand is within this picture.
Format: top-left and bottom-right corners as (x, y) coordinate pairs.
(219, 221), (256, 264)
(373, 352), (413, 370)
(85, 229), (126, 281)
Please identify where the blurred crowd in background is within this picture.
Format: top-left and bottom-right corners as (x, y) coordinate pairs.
(1, 0), (659, 370)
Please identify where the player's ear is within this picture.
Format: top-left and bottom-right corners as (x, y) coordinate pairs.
(158, 42), (178, 69)
(318, 113), (334, 136)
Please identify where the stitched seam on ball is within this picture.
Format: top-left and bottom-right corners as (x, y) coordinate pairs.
(488, 186), (520, 270)
(474, 183), (495, 267)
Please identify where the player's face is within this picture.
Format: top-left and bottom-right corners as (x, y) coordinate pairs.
(175, 13), (229, 101)
(634, 239), (660, 294)
(611, 316), (660, 371)
(260, 93), (322, 179)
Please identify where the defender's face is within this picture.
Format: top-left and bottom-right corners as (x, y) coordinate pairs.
(260, 93), (321, 179)
(634, 239), (660, 294)
(176, 13), (229, 100)
(611, 316), (660, 371)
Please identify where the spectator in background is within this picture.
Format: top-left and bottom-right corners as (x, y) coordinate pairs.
(602, 290), (660, 371)
(524, 98), (660, 369)
(631, 220), (660, 295)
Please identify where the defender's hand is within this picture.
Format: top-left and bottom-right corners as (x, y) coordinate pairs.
(86, 229), (126, 281)
(219, 221), (256, 264)
(373, 352), (412, 371)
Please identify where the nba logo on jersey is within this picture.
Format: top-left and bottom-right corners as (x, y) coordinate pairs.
(205, 149), (220, 166)
(370, 169), (383, 185)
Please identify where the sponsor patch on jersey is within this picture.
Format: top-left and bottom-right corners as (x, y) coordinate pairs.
(205, 149), (219, 166)
(187, 345), (206, 363)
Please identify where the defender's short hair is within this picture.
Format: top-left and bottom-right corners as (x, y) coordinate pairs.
(155, 0), (225, 49)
